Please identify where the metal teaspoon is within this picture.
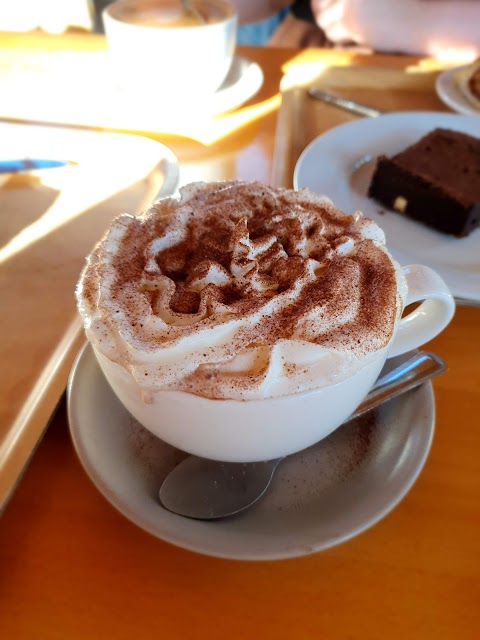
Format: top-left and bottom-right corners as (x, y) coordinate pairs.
(180, 0), (206, 23)
(159, 351), (446, 520)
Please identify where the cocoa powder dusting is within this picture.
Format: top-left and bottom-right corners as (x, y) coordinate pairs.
(77, 181), (402, 400)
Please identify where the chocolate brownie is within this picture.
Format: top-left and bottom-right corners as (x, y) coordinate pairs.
(368, 127), (480, 237)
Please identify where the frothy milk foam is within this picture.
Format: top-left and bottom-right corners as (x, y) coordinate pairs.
(109, 0), (230, 28)
(76, 181), (407, 403)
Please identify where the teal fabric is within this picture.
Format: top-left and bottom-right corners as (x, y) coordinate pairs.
(237, 7), (290, 46)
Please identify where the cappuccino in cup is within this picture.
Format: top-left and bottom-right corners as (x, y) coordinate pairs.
(109, 0), (232, 27)
(76, 181), (454, 461)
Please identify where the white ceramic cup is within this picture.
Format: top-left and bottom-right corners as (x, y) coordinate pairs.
(94, 263), (455, 462)
(102, 0), (237, 98)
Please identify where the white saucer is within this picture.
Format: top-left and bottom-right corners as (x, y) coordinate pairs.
(208, 55), (264, 116)
(67, 343), (435, 561)
(115, 55), (263, 120)
(294, 111), (480, 302)
(0, 54), (263, 139)
(436, 65), (480, 116)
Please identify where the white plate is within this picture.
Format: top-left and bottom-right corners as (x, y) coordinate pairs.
(436, 65), (480, 116)
(0, 121), (179, 199)
(294, 112), (480, 302)
(67, 343), (435, 561)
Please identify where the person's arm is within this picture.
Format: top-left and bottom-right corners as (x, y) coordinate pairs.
(311, 0), (480, 57)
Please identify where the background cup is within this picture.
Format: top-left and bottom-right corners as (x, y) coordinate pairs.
(102, 0), (237, 99)
(93, 264), (455, 463)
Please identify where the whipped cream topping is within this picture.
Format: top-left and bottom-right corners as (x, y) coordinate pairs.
(76, 181), (406, 400)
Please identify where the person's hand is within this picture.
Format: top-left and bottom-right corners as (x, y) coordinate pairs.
(311, 0), (480, 57)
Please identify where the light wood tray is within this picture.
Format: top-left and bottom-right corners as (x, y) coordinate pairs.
(271, 50), (451, 188)
(0, 122), (179, 509)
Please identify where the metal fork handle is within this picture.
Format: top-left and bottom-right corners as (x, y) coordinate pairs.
(308, 88), (384, 118)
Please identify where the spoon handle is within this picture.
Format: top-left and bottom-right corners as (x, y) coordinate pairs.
(159, 351), (446, 519)
(308, 88), (384, 118)
(350, 351), (446, 422)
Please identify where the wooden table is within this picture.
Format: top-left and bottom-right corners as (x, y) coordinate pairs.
(0, 32), (479, 640)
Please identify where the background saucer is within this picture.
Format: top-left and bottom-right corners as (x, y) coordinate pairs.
(0, 53), (264, 138)
(208, 55), (264, 116)
(115, 55), (264, 119)
(68, 344), (435, 561)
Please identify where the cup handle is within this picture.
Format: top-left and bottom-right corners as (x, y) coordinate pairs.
(388, 264), (455, 358)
